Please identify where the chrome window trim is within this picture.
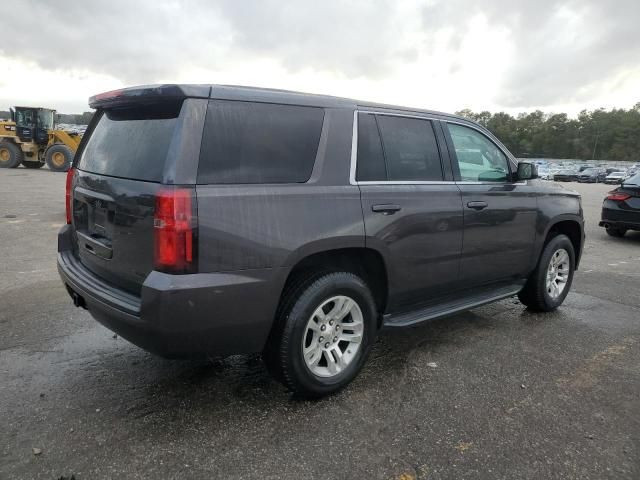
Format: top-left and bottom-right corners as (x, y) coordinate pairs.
(349, 110), (358, 185)
(357, 180), (458, 185)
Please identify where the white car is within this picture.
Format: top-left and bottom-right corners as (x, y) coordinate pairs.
(537, 167), (552, 180)
(604, 171), (627, 184)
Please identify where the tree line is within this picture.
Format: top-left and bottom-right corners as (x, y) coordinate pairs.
(456, 104), (640, 162)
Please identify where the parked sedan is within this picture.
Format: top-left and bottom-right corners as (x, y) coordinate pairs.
(577, 167), (606, 183)
(599, 172), (640, 237)
(554, 168), (578, 182)
(604, 171), (627, 184)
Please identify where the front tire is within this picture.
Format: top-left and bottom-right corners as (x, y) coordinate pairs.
(518, 234), (575, 312)
(264, 272), (377, 397)
(45, 144), (73, 172)
(0, 141), (24, 168)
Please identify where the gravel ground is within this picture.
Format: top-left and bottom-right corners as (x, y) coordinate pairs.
(1, 168), (638, 480)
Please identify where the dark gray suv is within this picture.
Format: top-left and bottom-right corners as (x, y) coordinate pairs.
(58, 84), (585, 397)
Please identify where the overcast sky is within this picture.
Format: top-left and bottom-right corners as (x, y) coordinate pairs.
(1, 0), (638, 115)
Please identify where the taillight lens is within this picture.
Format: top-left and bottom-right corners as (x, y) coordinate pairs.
(154, 187), (197, 273)
(606, 192), (631, 201)
(65, 167), (76, 224)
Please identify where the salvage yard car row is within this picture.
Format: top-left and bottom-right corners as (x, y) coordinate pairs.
(535, 161), (640, 184)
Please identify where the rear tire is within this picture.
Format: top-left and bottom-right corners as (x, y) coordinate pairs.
(45, 144), (73, 172)
(0, 141), (24, 168)
(606, 227), (627, 237)
(263, 271), (377, 398)
(518, 234), (575, 312)
(22, 161), (44, 169)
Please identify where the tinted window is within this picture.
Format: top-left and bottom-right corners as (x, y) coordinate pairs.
(356, 113), (386, 181)
(448, 123), (510, 182)
(198, 101), (324, 184)
(79, 102), (181, 182)
(376, 116), (443, 181)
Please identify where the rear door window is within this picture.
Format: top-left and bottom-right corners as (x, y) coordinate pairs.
(198, 101), (324, 184)
(375, 115), (444, 181)
(79, 102), (182, 182)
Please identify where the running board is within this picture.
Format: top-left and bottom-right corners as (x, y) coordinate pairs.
(383, 284), (523, 328)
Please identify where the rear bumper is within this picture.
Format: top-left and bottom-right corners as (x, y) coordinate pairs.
(600, 205), (640, 231)
(57, 225), (282, 358)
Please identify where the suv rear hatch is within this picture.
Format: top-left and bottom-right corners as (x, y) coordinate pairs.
(70, 89), (207, 295)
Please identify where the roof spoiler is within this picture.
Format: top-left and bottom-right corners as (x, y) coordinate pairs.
(89, 84), (211, 109)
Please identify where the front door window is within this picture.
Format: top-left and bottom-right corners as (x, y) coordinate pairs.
(448, 123), (510, 182)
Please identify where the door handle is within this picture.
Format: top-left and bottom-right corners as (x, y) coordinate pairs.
(466, 201), (488, 210)
(372, 204), (402, 215)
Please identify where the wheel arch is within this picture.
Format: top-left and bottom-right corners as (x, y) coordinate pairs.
(540, 215), (584, 269)
(278, 245), (390, 326)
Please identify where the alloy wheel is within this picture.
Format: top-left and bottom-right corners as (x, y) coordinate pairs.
(546, 248), (570, 299)
(301, 295), (364, 378)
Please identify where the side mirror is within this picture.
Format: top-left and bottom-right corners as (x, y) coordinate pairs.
(10, 108), (15, 122)
(517, 162), (538, 180)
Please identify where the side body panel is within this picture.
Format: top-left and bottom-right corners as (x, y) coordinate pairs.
(531, 182), (585, 269)
(196, 106), (364, 274)
(456, 183), (538, 285)
(359, 185), (463, 310)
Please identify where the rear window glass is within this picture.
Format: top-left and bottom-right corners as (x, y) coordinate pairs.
(198, 101), (324, 184)
(78, 102), (181, 182)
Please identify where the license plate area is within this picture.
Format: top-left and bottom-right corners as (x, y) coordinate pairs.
(88, 203), (113, 241)
(73, 187), (115, 259)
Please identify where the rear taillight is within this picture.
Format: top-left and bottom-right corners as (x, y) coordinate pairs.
(606, 192), (631, 201)
(154, 187), (197, 273)
(65, 167), (76, 224)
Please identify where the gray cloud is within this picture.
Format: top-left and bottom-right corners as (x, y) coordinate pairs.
(1, 0), (638, 108)
(421, 0), (640, 107)
(210, 0), (414, 77)
(0, 0), (407, 81)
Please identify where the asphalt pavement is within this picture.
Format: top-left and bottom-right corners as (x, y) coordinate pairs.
(1, 168), (638, 479)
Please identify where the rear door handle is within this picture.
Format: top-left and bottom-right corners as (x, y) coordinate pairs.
(372, 204), (402, 215)
(466, 201), (488, 210)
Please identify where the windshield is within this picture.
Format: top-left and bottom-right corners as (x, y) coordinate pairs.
(582, 168), (596, 174)
(16, 109), (35, 127)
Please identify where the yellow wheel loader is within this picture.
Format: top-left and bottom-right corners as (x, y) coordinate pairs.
(0, 107), (82, 171)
